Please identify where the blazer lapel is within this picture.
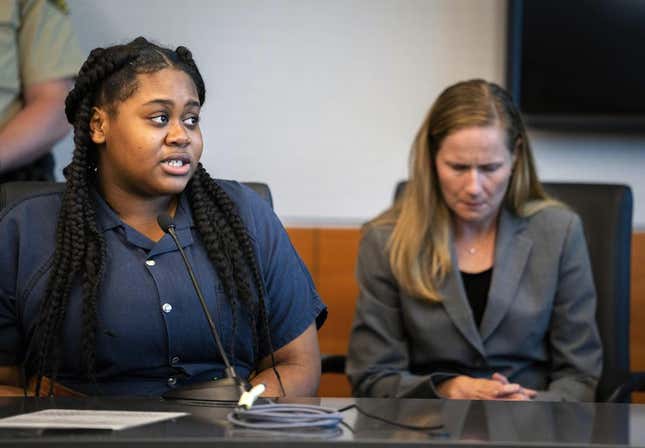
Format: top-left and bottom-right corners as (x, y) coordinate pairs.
(479, 208), (532, 342)
(439, 242), (486, 356)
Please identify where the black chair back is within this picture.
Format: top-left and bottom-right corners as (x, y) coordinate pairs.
(0, 181), (65, 210)
(394, 180), (634, 402)
(542, 183), (632, 402)
(0, 181), (273, 211)
(242, 182), (273, 209)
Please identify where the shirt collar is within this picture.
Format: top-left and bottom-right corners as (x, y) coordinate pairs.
(93, 189), (122, 233)
(92, 189), (195, 234)
(93, 189), (195, 254)
(173, 193), (195, 230)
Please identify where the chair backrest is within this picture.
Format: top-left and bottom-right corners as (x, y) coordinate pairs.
(0, 180), (273, 211)
(542, 182), (632, 402)
(242, 182), (273, 209)
(0, 181), (65, 211)
(394, 180), (633, 402)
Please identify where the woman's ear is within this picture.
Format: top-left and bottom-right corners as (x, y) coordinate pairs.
(89, 107), (108, 144)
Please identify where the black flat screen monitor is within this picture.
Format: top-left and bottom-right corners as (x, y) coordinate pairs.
(507, 0), (645, 132)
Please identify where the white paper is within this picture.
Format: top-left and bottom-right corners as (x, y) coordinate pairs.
(0, 409), (188, 430)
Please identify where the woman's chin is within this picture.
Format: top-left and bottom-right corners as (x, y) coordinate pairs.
(152, 177), (192, 196)
(454, 209), (495, 225)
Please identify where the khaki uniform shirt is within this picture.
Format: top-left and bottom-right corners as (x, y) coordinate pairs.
(0, 0), (82, 180)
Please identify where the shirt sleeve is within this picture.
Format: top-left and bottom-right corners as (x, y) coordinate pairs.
(18, 0), (83, 86)
(237, 184), (327, 357)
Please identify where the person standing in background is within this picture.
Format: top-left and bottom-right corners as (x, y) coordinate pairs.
(0, 0), (82, 181)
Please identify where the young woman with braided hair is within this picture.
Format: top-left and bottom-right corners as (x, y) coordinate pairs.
(0, 37), (326, 397)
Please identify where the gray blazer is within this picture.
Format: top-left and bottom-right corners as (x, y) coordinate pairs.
(346, 206), (602, 401)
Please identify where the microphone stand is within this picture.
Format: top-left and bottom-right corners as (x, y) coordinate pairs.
(157, 214), (250, 402)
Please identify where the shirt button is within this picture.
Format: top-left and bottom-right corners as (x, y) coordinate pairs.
(162, 303), (172, 313)
(171, 356), (180, 365)
(167, 377), (177, 386)
(145, 259), (156, 267)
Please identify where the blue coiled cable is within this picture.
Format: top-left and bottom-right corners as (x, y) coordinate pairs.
(227, 403), (344, 430)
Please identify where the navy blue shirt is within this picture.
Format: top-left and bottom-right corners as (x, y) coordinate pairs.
(0, 180), (326, 396)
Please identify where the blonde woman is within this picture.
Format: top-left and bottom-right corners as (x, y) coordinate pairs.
(347, 80), (601, 401)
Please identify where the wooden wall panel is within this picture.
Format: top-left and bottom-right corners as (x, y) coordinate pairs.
(631, 232), (645, 403)
(285, 227), (356, 397)
(316, 229), (360, 397)
(286, 227), (361, 355)
(318, 373), (352, 397)
(316, 229), (361, 355)
(286, 226), (645, 400)
(631, 233), (645, 369)
(285, 228), (317, 276)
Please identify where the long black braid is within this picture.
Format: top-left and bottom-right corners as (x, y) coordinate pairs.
(28, 37), (281, 395)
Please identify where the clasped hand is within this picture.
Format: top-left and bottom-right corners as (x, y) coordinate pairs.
(437, 372), (537, 400)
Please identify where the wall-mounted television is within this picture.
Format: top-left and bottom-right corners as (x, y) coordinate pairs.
(506, 0), (645, 132)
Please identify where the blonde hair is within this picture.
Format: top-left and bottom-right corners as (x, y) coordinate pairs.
(371, 79), (559, 302)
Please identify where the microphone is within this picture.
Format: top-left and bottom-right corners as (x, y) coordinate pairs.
(157, 213), (250, 402)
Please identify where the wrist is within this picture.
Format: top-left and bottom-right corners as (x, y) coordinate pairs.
(437, 375), (468, 398)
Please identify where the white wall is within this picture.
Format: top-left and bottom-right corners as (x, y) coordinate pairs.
(55, 0), (645, 228)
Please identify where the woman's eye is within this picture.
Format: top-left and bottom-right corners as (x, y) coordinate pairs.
(151, 115), (169, 124)
(183, 115), (200, 126)
(481, 164), (501, 172)
(450, 164), (469, 172)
